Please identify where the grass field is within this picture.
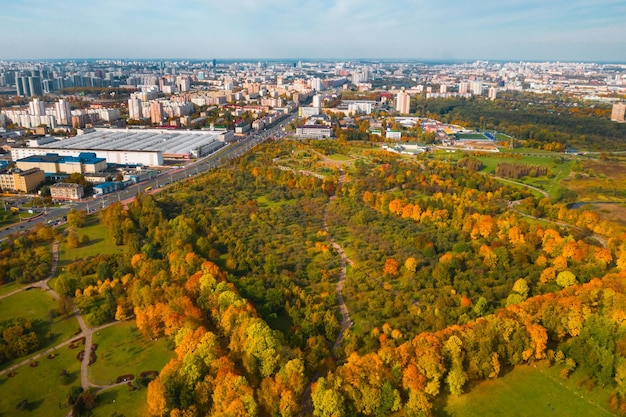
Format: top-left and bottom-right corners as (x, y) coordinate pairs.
(93, 385), (149, 417)
(475, 151), (573, 199)
(456, 133), (489, 140)
(563, 160), (626, 202)
(0, 288), (58, 322)
(0, 343), (82, 417)
(88, 321), (173, 386)
(0, 210), (20, 228)
(435, 363), (614, 417)
(257, 195), (297, 208)
(58, 216), (122, 267)
(328, 153), (353, 161)
(0, 281), (21, 297)
(0, 288), (80, 370)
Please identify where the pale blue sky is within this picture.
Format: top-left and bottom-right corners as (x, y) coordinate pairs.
(1, 0), (625, 61)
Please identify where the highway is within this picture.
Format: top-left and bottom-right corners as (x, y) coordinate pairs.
(0, 112), (295, 240)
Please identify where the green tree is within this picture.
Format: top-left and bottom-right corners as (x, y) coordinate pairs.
(556, 270), (577, 288)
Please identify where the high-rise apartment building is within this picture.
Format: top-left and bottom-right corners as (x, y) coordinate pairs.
(16, 76), (43, 97)
(150, 101), (163, 124)
(55, 99), (72, 126)
(396, 91), (410, 115)
(128, 97), (143, 120)
(611, 102), (626, 122)
(471, 79), (483, 95)
(29, 98), (45, 116)
(311, 77), (322, 92)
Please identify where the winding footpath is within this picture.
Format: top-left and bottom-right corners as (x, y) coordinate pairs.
(299, 171), (353, 416)
(322, 171), (353, 351)
(497, 176), (609, 248)
(0, 241), (125, 395)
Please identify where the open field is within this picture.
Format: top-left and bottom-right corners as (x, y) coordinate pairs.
(0, 288), (58, 322)
(0, 288), (80, 370)
(88, 321), (173, 386)
(257, 195), (297, 208)
(562, 160), (626, 202)
(0, 281), (21, 297)
(93, 385), (149, 417)
(57, 216), (121, 267)
(0, 343), (82, 417)
(435, 363), (614, 417)
(328, 153), (353, 161)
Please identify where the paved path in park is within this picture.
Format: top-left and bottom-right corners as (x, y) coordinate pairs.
(0, 241), (124, 392)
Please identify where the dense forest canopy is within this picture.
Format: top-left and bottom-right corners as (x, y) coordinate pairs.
(3, 138), (626, 416)
(411, 92), (626, 151)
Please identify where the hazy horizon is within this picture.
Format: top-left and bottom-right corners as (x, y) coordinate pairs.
(2, 0), (625, 62)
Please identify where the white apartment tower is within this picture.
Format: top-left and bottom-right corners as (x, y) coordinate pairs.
(55, 99), (72, 125)
(459, 82), (469, 94)
(471, 79), (483, 95)
(177, 76), (191, 92)
(128, 97), (143, 120)
(396, 91), (410, 115)
(312, 94), (322, 111)
(29, 98), (45, 116)
(311, 77), (322, 92)
(488, 87), (498, 101)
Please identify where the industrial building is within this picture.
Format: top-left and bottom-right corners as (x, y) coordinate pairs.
(16, 152), (107, 174)
(10, 128), (233, 167)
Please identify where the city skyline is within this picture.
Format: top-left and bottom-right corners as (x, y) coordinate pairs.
(1, 0), (626, 62)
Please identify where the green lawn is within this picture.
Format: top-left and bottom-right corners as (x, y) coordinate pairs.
(0, 288), (57, 322)
(89, 321), (173, 386)
(328, 153), (353, 161)
(0, 288), (80, 370)
(478, 153), (561, 174)
(257, 195), (297, 208)
(436, 363), (615, 417)
(0, 281), (22, 297)
(0, 210), (20, 228)
(0, 344), (82, 417)
(93, 385), (149, 417)
(58, 216), (122, 267)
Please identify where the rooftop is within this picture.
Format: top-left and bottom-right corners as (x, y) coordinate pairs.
(40, 128), (225, 157)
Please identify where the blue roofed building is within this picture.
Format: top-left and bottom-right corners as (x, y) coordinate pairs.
(15, 152), (107, 174)
(93, 181), (123, 196)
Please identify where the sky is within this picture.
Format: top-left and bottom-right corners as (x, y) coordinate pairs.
(1, 0), (625, 62)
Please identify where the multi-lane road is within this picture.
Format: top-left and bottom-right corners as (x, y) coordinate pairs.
(0, 113), (295, 240)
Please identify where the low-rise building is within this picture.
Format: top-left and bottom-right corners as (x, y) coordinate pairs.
(50, 182), (84, 200)
(386, 130), (402, 140)
(93, 181), (123, 196)
(296, 125), (333, 139)
(0, 168), (45, 193)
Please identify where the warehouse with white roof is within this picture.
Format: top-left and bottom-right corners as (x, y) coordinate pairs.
(11, 128), (232, 166)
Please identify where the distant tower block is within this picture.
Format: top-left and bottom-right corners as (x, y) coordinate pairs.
(611, 102), (626, 122)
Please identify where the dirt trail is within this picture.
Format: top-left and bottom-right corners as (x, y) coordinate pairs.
(300, 170), (353, 416)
